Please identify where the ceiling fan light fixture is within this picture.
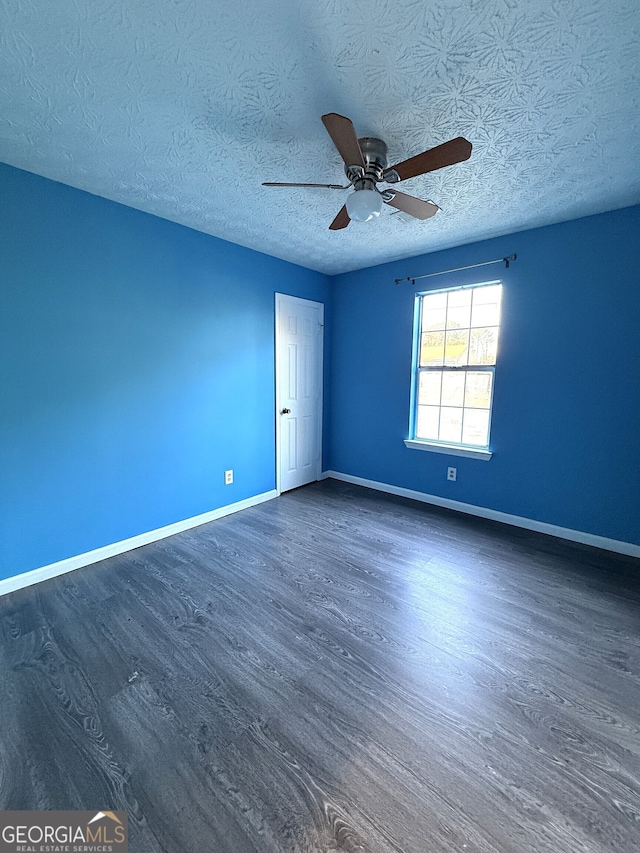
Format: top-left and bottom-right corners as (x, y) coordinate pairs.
(346, 188), (383, 222)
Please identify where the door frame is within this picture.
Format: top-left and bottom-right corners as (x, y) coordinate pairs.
(275, 293), (324, 495)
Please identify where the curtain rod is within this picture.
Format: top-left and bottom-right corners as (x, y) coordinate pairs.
(394, 254), (517, 285)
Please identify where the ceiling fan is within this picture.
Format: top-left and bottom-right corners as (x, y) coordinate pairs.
(263, 113), (472, 230)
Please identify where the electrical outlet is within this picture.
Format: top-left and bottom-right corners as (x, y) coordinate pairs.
(224, 469), (233, 485)
(447, 467), (457, 482)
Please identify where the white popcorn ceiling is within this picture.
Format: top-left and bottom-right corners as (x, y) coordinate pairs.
(1, 0), (639, 275)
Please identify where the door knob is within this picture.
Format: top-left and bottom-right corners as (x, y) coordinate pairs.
(281, 408), (291, 414)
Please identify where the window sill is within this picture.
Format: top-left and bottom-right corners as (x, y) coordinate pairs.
(404, 439), (493, 461)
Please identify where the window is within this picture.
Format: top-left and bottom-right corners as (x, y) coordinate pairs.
(407, 282), (502, 458)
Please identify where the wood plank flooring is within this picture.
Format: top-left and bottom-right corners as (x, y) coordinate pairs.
(1, 479), (639, 852)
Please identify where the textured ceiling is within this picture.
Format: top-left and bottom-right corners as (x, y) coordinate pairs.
(1, 0), (639, 275)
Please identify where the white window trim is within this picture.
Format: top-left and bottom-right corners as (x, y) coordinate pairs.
(408, 280), (501, 457)
(404, 439), (492, 460)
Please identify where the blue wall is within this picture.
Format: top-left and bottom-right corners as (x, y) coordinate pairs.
(328, 205), (640, 546)
(0, 164), (331, 579)
(2, 161), (638, 584)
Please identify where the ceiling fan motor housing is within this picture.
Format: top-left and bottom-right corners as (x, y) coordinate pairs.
(346, 137), (389, 192)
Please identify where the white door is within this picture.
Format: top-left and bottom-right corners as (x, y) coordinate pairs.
(276, 294), (324, 493)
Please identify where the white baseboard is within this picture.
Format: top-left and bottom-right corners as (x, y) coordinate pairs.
(0, 489), (278, 598)
(322, 471), (640, 559)
(4, 475), (635, 599)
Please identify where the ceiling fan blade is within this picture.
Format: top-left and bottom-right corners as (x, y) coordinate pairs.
(329, 205), (350, 230)
(385, 191), (439, 220)
(386, 137), (472, 182)
(321, 113), (365, 168)
(262, 182), (349, 189)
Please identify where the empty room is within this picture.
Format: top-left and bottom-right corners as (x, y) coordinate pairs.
(1, 1), (639, 852)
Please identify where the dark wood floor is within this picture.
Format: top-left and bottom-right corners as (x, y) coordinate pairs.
(1, 480), (639, 852)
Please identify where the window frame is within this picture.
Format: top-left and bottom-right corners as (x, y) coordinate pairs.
(404, 280), (502, 461)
